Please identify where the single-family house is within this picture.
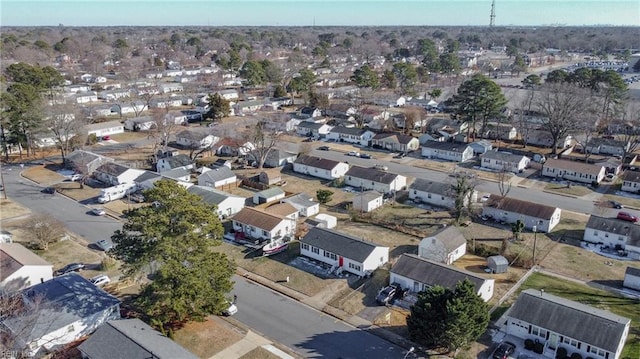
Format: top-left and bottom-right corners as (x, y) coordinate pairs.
(161, 167), (192, 183)
(175, 130), (219, 149)
(259, 168), (282, 186)
(296, 122), (333, 138)
(526, 130), (572, 149)
(541, 158), (606, 184)
(253, 149), (298, 168)
(469, 140), (493, 155)
(421, 141), (474, 163)
(585, 138), (630, 156)
(212, 158), (232, 169)
(483, 122), (518, 141)
(197, 166), (237, 188)
(265, 202), (299, 222)
(158, 83), (184, 93)
(74, 91), (98, 104)
(426, 118), (468, 136)
(326, 127), (375, 146)
(482, 195), (562, 232)
(98, 89), (130, 101)
(621, 171), (640, 194)
(156, 154), (194, 173)
(344, 166), (407, 193)
(0, 243), (53, 293)
(253, 187), (286, 205)
(112, 101), (147, 116)
(306, 213), (338, 229)
(149, 96), (184, 109)
(504, 289), (630, 359)
(371, 133), (420, 153)
(93, 162), (145, 186)
(187, 185), (245, 219)
(65, 150), (114, 175)
(0, 273), (121, 357)
(390, 254), (494, 302)
(124, 116), (156, 131)
(215, 138), (254, 157)
(583, 215), (640, 260)
(216, 89), (239, 101)
(133, 171), (163, 190)
(623, 267), (640, 291)
(293, 155), (350, 180)
(352, 191), (384, 213)
(84, 120), (125, 139)
(263, 97), (293, 110)
(418, 133), (445, 144)
(418, 226), (467, 264)
(231, 207), (295, 243)
(233, 100), (264, 116)
(299, 107), (323, 118)
(409, 178), (469, 209)
(300, 227), (389, 277)
(481, 151), (530, 173)
(595, 158), (623, 176)
(78, 319), (198, 359)
(281, 193), (320, 217)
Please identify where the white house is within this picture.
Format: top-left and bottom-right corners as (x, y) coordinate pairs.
(421, 141), (474, 163)
(623, 267), (640, 291)
(300, 227), (389, 277)
(371, 133), (420, 153)
(542, 158), (606, 184)
(326, 127), (375, 146)
(344, 166), (407, 193)
(175, 130), (219, 149)
(583, 215), (640, 260)
(481, 151), (531, 173)
(585, 138), (630, 156)
(0, 273), (121, 357)
(253, 187), (286, 205)
(231, 207), (296, 243)
(504, 289), (630, 359)
(74, 91), (98, 104)
(621, 171), (640, 194)
(84, 120), (124, 139)
(482, 195), (562, 233)
(187, 185), (245, 219)
(483, 122), (518, 141)
(156, 154), (194, 173)
(124, 116), (156, 131)
(197, 166), (237, 188)
(409, 178), (476, 209)
(281, 193), (320, 217)
(526, 130), (572, 149)
(93, 162), (145, 186)
(0, 243), (53, 293)
(296, 122), (333, 138)
(216, 89), (239, 101)
(352, 191), (384, 213)
(418, 226), (467, 264)
(233, 100), (264, 116)
(293, 155), (350, 180)
(158, 83), (184, 93)
(390, 254), (494, 302)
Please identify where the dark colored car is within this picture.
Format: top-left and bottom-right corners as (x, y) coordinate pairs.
(318, 146), (330, 151)
(359, 153), (372, 159)
(610, 200), (624, 209)
(56, 263), (85, 276)
(42, 187), (56, 194)
(617, 211), (639, 223)
(491, 341), (516, 359)
(376, 284), (400, 305)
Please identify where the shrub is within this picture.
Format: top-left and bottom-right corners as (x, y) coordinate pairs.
(534, 342), (544, 354)
(556, 347), (567, 359)
(570, 353), (582, 359)
(524, 339), (534, 350)
(100, 255), (117, 271)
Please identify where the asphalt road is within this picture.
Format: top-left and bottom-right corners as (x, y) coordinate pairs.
(1, 163), (123, 245)
(232, 275), (405, 359)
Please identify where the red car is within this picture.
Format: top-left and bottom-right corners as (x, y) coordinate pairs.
(617, 212), (639, 223)
(101, 135), (111, 141)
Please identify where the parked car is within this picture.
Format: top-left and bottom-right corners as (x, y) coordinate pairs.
(222, 301), (238, 316)
(101, 135), (111, 141)
(491, 341), (516, 359)
(90, 207), (106, 216)
(393, 152), (406, 159)
(96, 239), (113, 251)
(56, 263), (85, 276)
(90, 274), (111, 287)
(617, 211), (639, 223)
(347, 151), (360, 157)
(69, 174), (83, 182)
(318, 146), (331, 151)
(42, 187), (56, 194)
(302, 137), (314, 142)
(610, 200), (624, 209)
(604, 173), (616, 182)
(376, 283), (400, 306)
(359, 153), (372, 159)
(373, 164), (388, 171)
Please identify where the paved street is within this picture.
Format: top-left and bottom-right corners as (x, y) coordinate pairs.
(232, 275), (405, 359)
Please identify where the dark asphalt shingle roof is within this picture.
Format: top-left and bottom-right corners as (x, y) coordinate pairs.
(626, 266), (640, 277)
(485, 195), (558, 220)
(78, 319), (198, 359)
(345, 166), (402, 184)
(300, 227), (384, 262)
(96, 162), (129, 176)
(508, 289), (630, 353)
(421, 141), (471, 153)
(188, 185), (239, 205)
(134, 171), (162, 183)
(481, 151), (529, 163)
(391, 254), (487, 292)
(409, 178), (451, 196)
(198, 167), (236, 183)
(585, 215), (640, 246)
(329, 127), (370, 136)
(294, 155), (343, 171)
(622, 171), (640, 183)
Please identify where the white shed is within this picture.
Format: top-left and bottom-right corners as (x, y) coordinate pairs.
(623, 267), (640, 291)
(352, 191), (383, 213)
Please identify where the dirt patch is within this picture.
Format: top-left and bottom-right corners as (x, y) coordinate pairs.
(0, 198), (31, 220)
(173, 317), (244, 358)
(374, 306), (410, 338)
(239, 347), (282, 359)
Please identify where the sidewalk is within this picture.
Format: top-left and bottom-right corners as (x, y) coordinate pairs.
(210, 330), (296, 359)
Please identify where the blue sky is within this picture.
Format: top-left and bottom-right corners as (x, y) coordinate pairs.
(2, 1), (639, 27)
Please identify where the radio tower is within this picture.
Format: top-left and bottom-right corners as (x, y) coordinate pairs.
(489, 0), (496, 27)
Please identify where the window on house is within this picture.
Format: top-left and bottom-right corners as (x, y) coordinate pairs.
(263, 230), (268, 236)
(301, 243), (309, 250)
(531, 326), (546, 339)
(312, 247), (320, 254)
(427, 194), (432, 198)
(67, 325), (75, 333)
(618, 236), (624, 241)
(348, 263), (361, 271)
(324, 251), (336, 260)
(594, 231), (598, 236)
(605, 233), (609, 238)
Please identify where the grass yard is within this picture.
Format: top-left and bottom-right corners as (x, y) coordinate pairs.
(603, 193), (640, 209)
(544, 182), (594, 197)
(21, 164), (65, 185)
(518, 273), (640, 359)
(0, 198), (31, 220)
(173, 317), (244, 358)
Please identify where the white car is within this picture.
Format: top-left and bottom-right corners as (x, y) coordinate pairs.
(347, 151), (360, 157)
(90, 207), (106, 216)
(222, 301), (238, 316)
(96, 239), (113, 251)
(90, 274), (111, 287)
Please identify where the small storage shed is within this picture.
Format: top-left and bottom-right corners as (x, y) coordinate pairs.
(487, 255), (508, 274)
(623, 267), (640, 291)
(253, 187), (286, 205)
(314, 213), (337, 229)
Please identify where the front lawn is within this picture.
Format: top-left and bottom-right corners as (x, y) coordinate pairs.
(544, 182), (594, 197)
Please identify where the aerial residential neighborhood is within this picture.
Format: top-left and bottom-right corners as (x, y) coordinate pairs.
(1, 6), (640, 359)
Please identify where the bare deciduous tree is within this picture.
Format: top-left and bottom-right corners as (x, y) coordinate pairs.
(24, 213), (67, 251)
(497, 165), (512, 198)
(242, 120), (281, 169)
(44, 104), (86, 162)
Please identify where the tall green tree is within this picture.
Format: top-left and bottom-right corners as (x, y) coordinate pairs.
(287, 68), (317, 94)
(451, 74), (507, 141)
(522, 74), (541, 88)
(351, 64), (380, 90)
(381, 70), (397, 89)
(407, 279), (489, 353)
(110, 181), (234, 328)
(417, 38), (440, 73)
(512, 54), (527, 76)
(204, 93), (231, 123)
(392, 62), (418, 95)
(239, 60), (266, 87)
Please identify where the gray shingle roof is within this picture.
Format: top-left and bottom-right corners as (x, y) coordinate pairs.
(353, 190), (382, 202)
(626, 266), (640, 277)
(329, 127), (369, 136)
(78, 319), (198, 359)
(256, 187), (285, 198)
(391, 254), (487, 292)
(294, 155), (343, 171)
(176, 129), (210, 142)
(198, 167), (236, 183)
(372, 133), (417, 145)
(345, 166), (402, 184)
(187, 185), (239, 205)
(421, 141), (471, 153)
(481, 151), (529, 163)
(543, 158), (604, 176)
(622, 171), (640, 183)
(300, 227), (384, 262)
(134, 171), (162, 183)
(160, 154), (192, 168)
(298, 121), (327, 130)
(96, 162), (129, 176)
(282, 193), (316, 208)
(485, 195), (558, 220)
(426, 226), (466, 252)
(162, 167), (190, 179)
(409, 178), (451, 196)
(508, 289), (630, 353)
(585, 215), (640, 246)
